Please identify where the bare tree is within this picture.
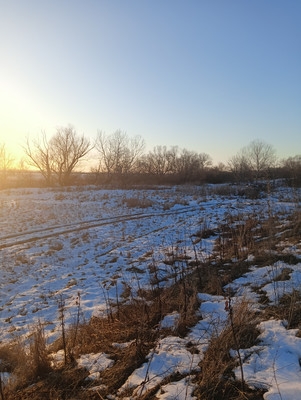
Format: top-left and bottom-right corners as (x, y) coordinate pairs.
(0, 143), (14, 170)
(282, 155), (301, 187)
(0, 143), (14, 187)
(95, 131), (115, 176)
(228, 152), (252, 182)
(244, 140), (277, 181)
(122, 134), (145, 174)
(166, 146), (179, 173)
(229, 140), (276, 182)
(176, 148), (200, 181)
(95, 130), (145, 179)
(24, 126), (92, 186)
(23, 133), (53, 185)
(198, 152), (212, 170)
(145, 145), (171, 176)
(198, 152), (212, 181)
(50, 126), (92, 185)
(142, 146), (212, 183)
(144, 146), (183, 177)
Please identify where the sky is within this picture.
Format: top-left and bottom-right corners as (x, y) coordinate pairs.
(0, 0), (300, 166)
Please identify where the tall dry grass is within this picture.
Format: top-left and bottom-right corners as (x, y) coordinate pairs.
(195, 298), (261, 399)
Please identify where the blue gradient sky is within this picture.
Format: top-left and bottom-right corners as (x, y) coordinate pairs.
(1, 0), (300, 164)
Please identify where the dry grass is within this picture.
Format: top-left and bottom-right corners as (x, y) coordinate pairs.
(264, 289), (301, 330)
(44, 277), (200, 398)
(0, 264), (262, 398)
(195, 299), (262, 400)
(0, 322), (51, 396)
(123, 196), (154, 208)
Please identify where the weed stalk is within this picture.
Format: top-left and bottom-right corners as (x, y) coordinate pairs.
(225, 296), (245, 391)
(58, 295), (67, 365)
(0, 373), (4, 400)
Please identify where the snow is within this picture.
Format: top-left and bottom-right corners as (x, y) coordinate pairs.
(160, 311), (180, 329)
(157, 377), (197, 400)
(0, 184), (301, 398)
(120, 336), (201, 397)
(234, 320), (301, 400)
(226, 262), (301, 304)
(77, 352), (114, 380)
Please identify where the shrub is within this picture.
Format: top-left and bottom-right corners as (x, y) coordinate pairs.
(0, 322), (51, 393)
(123, 197), (153, 208)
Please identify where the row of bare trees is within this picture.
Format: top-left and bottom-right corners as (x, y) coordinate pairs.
(281, 155), (301, 186)
(228, 141), (301, 186)
(95, 131), (213, 183)
(95, 130), (145, 177)
(0, 126), (300, 187)
(21, 127), (214, 185)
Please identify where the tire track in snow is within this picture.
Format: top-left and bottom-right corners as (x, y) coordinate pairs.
(93, 213), (192, 258)
(0, 205), (200, 249)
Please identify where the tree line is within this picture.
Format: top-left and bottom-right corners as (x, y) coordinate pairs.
(0, 126), (300, 188)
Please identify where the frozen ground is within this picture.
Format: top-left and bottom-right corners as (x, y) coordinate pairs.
(0, 184), (301, 399)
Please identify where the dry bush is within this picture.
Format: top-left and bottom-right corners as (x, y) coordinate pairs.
(214, 214), (261, 262)
(195, 299), (261, 400)
(0, 343), (21, 374)
(213, 205), (300, 268)
(210, 184), (236, 197)
(3, 366), (90, 400)
(54, 193), (67, 201)
(195, 260), (251, 296)
(200, 267), (225, 296)
(123, 196), (153, 208)
(0, 341), (30, 393)
(73, 283), (185, 355)
(194, 218), (215, 241)
(44, 273), (200, 398)
(65, 299), (160, 397)
(162, 201), (173, 211)
(284, 209), (301, 240)
(174, 284), (200, 337)
(2, 331), (88, 400)
(1, 322), (51, 394)
(29, 321), (51, 377)
(162, 196), (189, 211)
(48, 241), (63, 252)
(264, 289), (301, 330)
(15, 253), (30, 265)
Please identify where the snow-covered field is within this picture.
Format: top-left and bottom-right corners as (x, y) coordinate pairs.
(1, 184), (301, 399)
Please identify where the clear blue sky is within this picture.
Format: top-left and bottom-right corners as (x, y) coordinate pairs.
(1, 0), (300, 165)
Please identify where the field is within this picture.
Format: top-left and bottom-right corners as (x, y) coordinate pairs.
(0, 183), (301, 399)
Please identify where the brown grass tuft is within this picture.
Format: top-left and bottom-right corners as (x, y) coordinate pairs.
(195, 299), (261, 400)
